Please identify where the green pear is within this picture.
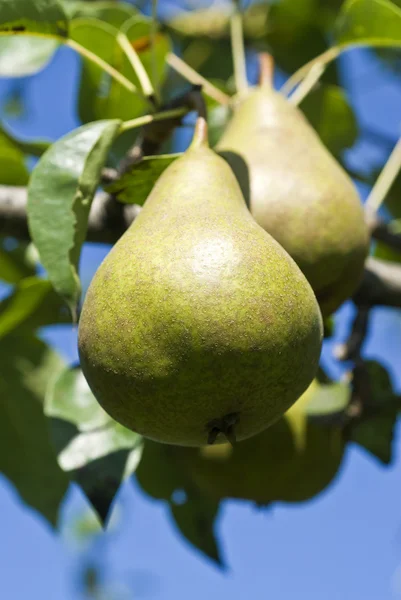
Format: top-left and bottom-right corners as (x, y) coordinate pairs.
(217, 70), (369, 316)
(78, 118), (323, 447)
(177, 380), (345, 503)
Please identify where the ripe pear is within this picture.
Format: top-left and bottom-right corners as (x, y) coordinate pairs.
(78, 118), (323, 447)
(217, 62), (369, 316)
(178, 380), (345, 504)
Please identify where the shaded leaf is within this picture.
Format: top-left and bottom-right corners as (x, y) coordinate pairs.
(27, 119), (121, 315)
(66, 0), (137, 27)
(335, 0), (401, 48)
(136, 439), (223, 565)
(0, 240), (36, 284)
(0, 0), (69, 38)
(0, 276), (53, 339)
(0, 333), (68, 525)
(1, 124), (51, 157)
(301, 84), (358, 155)
(70, 18), (149, 123)
(107, 154), (181, 205)
(350, 361), (401, 464)
(46, 366), (142, 524)
(0, 35), (58, 76)
(374, 219), (401, 263)
(351, 415), (397, 464)
(0, 128), (29, 185)
(170, 487), (223, 566)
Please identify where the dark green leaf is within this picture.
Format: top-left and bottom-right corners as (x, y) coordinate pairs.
(0, 333), (68, 525)
(335, 0), (401, 48)
(0, 128), (29, 185)
(46, 366), (142, 524)
(0, 35), (58, 76)
(170, 487), (223, 566)
(66, 0), (137, 27)
(350, 361), (401, 464)
(301, 84), (358, 155)
(27, 119), (121, 315)
(0, 276), (52, 338)
(70, 18), (149, 123)
(1, 124), (51, 157)
(107, 154), (181, 205)
(0, 240), (36, 284)
(351, 415), (397, 464)
(136, 439), (223, 565)
(0, 0), (69, 38)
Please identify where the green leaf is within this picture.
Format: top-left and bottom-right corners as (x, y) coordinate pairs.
(335, 0), (401, 48)
(66, 1), (137, 28)
(170, 488), (223, 566)
(0, 240), (36, 284)
(351, 415), (397, 464)
(350, 361), (401, 464)
(0, 333), (68, 525)
(0, 277), (52, 339)
(136, 440), (223, 566)
(0, 0), (69, 38)
(301, 84), (358, 155)
(1, 124), (51, 157)
(70, 18), (148, 123)
(0, 35), (58, 76)
(27, 119), (121, 315)
(46, 366), (142, 524)
(0, 128), (29, 185)
(106, 154), (182, 205)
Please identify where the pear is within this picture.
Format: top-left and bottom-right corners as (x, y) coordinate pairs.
(78, 118), (323, 447)
(175, 380), (345, 504)
(217, 61), (369, 316)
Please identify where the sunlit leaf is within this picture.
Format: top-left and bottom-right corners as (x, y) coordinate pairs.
(335, 0), (401, 48)
(46, 366), (142, 524)
(0, 0), (69, 38)
(66, 0), (137, 27)
(28, 119), (121, 315)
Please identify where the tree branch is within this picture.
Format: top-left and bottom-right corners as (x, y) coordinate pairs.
(366, 211), (401, 252)
(0, 185), (139, 245)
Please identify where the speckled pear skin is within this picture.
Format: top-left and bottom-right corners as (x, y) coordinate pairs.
(78, 119), (323, 447)
(217, 86), (370, 316)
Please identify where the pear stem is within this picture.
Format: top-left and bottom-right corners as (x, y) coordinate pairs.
(258, 53), (274, 87)
(119, 107), (188, 133)
(116, 32), (155, 100)
(66, 38), (148, 101)
(166, 53), (231, 106)
(230, 8), (248, 95)
(365, 132), (401, 214)
(190, 117), (209, 149)
(288, 63), (326, 106)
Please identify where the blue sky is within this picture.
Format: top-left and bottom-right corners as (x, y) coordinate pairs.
(1, 12), (401, 600)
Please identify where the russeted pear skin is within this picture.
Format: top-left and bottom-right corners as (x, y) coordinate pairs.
(217, 85), (370, 316)
(78, 118), (323, 447)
